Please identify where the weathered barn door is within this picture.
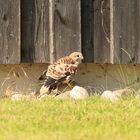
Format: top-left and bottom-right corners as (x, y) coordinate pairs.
(0, 0), (20, 64)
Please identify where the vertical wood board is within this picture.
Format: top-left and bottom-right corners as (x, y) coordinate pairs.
(0, 0), (20, 64)
(21, 0), (50, 63)
(93, 0), (110, 63)
(21, 0), (35, 62)
(34, 0), (50, 63)
(53, 0), (81, 61)
(111, 0), (140, 64)
(81, 0), (94, 62)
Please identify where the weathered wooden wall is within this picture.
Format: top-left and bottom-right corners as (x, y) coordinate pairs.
(93, 0), (110, 63)
(21, 0), (50, 63)
(81, 0), (94, 62)
(0, 0), (140, 64)
(21, 0), (81, 63)
(81, 0), (110, 63)
(53, 0), (81, 61)
(110, 0), (140, 64)
(0, 0), (20, 64)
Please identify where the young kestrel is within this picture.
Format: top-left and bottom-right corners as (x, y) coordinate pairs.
(39, 52), (83, 95)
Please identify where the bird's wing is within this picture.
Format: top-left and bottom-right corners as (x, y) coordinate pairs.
(39, 55), (76, 81)
(46, 64), (67, 79)
(44, 63), (78, 87)
(46, 63), (77, 79)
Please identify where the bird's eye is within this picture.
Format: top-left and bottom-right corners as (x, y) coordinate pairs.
(77, 55), (79, 57)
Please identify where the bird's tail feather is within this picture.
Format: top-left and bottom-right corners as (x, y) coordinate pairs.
(44, 72), (71, 87)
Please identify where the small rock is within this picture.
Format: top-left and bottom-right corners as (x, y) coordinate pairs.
(39, 94), (50, 100)
(101, 90), (118, 102)
(101, 88), (135, 102)
(11, 94), (24, 101)
(113, 88), (135, 97)
(55, 91), (72, 99)
(70, 86), (89, 100)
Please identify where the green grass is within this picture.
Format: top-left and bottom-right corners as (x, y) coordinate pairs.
(0, 97), (140, 140)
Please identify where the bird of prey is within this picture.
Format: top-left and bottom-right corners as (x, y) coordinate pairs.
(38, 52), (83, 95)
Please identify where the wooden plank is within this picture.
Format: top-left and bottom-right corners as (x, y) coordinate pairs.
(0, 0), (20, 64)
(21, 0), (49, 63)
(110, 0), (140, 64)
(34, 0), (49, 63)
(137, 1), (140, 63)
(93, 0), (110, 63)
(81, 0), (94, 62)
(21, 0), (35, 62)
(53, 0), (81, 61)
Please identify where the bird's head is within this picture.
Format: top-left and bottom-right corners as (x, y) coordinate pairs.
(69, 52), (84, 64)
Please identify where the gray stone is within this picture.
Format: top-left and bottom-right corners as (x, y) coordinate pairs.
(113, 88), (135, 97)
(101, 90), (118, 102)
(55, 91), (72, 100)
(39, 94), (50, 100)
(11, 94), (25, 101)
(70, 86), (89, 100)
(101, 88), (135, 102)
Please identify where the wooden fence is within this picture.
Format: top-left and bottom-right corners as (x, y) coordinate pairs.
(0, 0), (139, 64)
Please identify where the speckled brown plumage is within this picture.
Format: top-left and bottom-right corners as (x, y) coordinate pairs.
(39, 52), (83, 94)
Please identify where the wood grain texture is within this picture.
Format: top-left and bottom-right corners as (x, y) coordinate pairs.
(93, 0), (110, 63)
(81, 0), (94, 63)
(21, 0), (35, 62)
(21, 0), (49, 63)
(0, 0), (20, 64)
(34, 0), (49, 63)
(53, 0), (81, 61)
(111, 0), (140, 64)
